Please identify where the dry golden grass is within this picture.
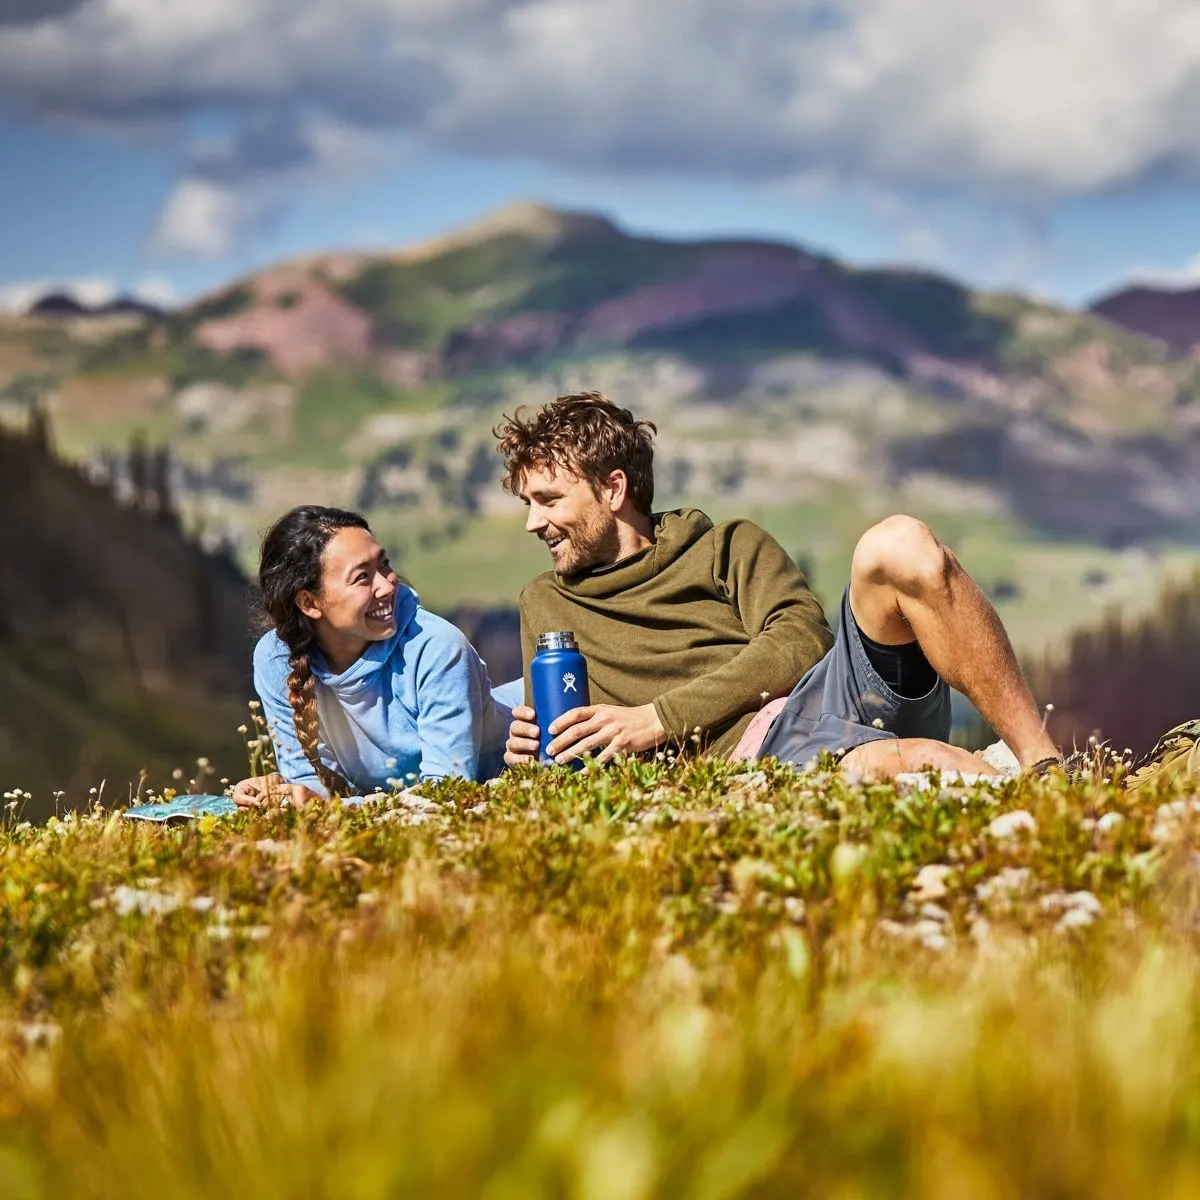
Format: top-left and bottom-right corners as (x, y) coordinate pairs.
(2, 755), (1200, 1197)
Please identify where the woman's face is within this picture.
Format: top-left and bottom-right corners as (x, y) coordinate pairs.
(297, 526), (399, 651)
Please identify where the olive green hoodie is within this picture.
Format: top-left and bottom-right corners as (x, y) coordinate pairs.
(519, 508), (834, 755)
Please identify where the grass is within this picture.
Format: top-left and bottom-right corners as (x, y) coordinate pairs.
(3, 751), (1200, 1195)
(284, 372), (450, 470)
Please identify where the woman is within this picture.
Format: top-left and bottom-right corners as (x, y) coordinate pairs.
(232, 505), (512, 808)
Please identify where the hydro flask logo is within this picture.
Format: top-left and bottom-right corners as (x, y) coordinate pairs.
(562, 672), (578, 693)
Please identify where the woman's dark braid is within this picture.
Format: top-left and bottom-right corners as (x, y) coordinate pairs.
(286, 647), (349, 797)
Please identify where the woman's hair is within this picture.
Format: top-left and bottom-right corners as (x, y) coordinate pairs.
(256, 505), (370, 795)
(495, 390), (657, 514)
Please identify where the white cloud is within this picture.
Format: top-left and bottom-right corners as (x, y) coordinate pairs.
(149, 114), (388, 257)
(131, 273), (177, 306)
(6, 0), (1200, 254)
(151, 178), (269, 259)
(1119, 252), (1200, 290)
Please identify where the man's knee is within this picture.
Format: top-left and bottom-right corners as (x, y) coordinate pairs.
(852, 514), (955, 600)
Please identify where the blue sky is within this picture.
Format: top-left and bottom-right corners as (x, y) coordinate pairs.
(5, 0), (1200, 311)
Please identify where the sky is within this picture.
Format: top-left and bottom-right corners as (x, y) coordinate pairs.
(5, 0), (1200, 312)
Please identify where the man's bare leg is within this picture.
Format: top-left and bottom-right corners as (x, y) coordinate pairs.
(842, 514), (1059, 771)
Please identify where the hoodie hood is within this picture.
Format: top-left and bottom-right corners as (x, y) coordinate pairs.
(311, 585), (420, 695)
(550, 509), (714, 600)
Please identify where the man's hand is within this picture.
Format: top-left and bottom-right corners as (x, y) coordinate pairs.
(231, 773), (318, 809)
(546, 703), (667, 764)
(504, 706), (541, 766)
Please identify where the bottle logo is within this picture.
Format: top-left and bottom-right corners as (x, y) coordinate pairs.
(562, 672), (578, 694)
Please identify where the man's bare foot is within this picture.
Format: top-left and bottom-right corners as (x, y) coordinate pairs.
(841, 737), (1003, 782)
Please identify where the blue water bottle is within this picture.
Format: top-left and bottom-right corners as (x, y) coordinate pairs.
(530, 631), (591, 765)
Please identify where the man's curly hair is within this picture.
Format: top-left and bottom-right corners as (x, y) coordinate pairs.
(495, 391), (657, 515)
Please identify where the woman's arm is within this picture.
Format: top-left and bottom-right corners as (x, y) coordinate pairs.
(410, 619), (493, 782)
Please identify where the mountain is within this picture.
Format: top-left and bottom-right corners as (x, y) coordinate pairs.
(0, 413), (254, 816)
(1090, 283), (1200, 354)
(26, 292), (165, 320)
(27, 292), (90, 318)
(6, 201), (1200, 656)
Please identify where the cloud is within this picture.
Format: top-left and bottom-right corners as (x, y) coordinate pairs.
(151, 180), (266, 259)
(0, 0), (87, 27)
(150, 114), (388, 257)
(1119, 252), (1200, 291)
(130, 274), (176, 306)
(6, 0), (1200, 254)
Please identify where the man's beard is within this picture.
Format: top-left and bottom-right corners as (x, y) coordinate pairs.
(548, 508), (621, 575)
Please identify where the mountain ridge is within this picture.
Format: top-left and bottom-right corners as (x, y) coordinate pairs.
(1090, 282), (1200, 354)
(4, 201), (1200, 654)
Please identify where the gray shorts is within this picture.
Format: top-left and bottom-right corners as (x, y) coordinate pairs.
(755, 587), (951, 768)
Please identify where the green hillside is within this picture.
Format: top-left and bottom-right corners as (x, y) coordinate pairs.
(4, 201), (1200, 652)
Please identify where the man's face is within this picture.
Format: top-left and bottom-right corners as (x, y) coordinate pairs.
(519, 463), (621, 574)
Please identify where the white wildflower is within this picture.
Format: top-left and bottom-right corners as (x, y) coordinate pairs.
(914, 920), (949, 953)
(110, 886), (180, 917)
(987, 810), (1037, 839)
(911, 863), (953, 902)
(1152, 799), (1200, 844)
(975, 867), (1031, 906)
(1057, 907), (1098, 931)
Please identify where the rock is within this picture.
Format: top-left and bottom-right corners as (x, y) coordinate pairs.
(979, 740), (1022, 776)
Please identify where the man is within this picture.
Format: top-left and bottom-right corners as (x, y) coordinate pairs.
(498, 392), (1060, 780)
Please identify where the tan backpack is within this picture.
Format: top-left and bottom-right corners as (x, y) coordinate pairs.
(1125, 720), (1200, 793)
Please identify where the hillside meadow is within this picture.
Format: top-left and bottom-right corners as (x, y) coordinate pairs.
(11, 200), (1200, 669)
(3, 744), (1200, 1197)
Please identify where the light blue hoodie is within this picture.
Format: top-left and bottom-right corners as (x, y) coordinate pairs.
(253, 585), (514, 795)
